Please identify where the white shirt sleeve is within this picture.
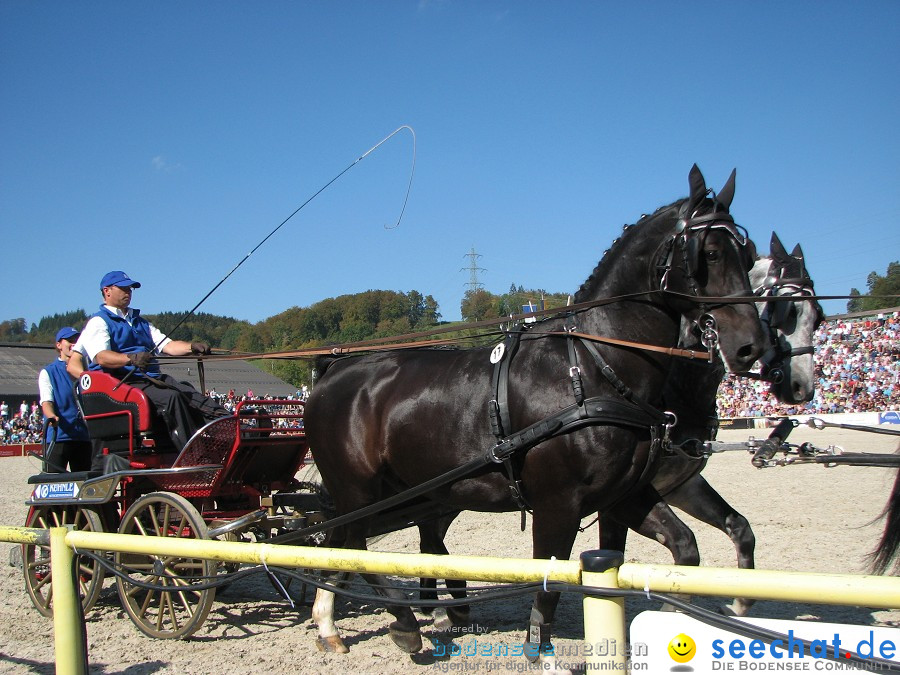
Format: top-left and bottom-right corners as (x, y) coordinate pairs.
(148, 324), (171, 353)
(70, 337), (92, 369)
(38, 368), (54, 404)
(78, 316), (110, 362)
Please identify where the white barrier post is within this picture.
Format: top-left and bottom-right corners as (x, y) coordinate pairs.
(50, 526), (85, 675)
(580, 550), (627, 672)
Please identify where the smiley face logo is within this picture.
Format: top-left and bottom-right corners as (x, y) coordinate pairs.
(668, 633), (696, 663)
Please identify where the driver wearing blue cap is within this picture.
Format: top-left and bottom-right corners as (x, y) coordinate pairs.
(74, 271), (228, 454)
(38, 327), (91, 472)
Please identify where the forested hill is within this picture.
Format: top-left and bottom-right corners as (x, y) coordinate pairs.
(0, 289), (440, 348)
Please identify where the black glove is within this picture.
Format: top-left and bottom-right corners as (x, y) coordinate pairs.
(191, 342), (211, 355)
(127, 351), (152, 369)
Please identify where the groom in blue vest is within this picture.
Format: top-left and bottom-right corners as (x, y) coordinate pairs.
(38, 327), (92, 472)
(76, 270), (228, 453)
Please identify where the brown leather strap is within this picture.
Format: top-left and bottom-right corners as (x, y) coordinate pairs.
(549, 331), (712, 361)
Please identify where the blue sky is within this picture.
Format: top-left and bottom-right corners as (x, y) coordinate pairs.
(2, 1), (898, 329)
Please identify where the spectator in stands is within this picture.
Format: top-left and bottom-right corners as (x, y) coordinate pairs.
(38, 327), (91, 472)
(0, 400), (7, 422)
(73, 270), (229, 452)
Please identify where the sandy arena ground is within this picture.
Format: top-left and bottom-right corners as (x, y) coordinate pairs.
(0, 426), (898, 674)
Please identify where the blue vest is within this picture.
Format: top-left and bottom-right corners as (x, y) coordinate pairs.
(90, 305), (162, 377)
(44, 359), (89, 442)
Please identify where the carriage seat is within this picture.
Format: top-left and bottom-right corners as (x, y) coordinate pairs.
(27, 470), (100, 485)
(75, 370), (176, 462)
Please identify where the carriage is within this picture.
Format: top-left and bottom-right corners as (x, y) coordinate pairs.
(22, 369), (326, 638)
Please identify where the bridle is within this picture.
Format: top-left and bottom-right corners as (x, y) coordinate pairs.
(656, 198), (756, 352)
(754, 262), (823, 384)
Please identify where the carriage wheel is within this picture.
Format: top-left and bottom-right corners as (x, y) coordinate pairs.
(23, 505), (106, 618)
(115, 492), (216, 639)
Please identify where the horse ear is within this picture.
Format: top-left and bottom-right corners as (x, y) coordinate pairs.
(687, 164), (706, 208)
(790, 243), (810, 280)
(770, 232), (789, 262)
(717, 169), (737, 211)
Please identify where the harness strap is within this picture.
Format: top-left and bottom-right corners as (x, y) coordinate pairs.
(547, 331), (712, 361)
(576, 337), (673, 426)
(489, 326), (533, 520)
(489, 327), (525, 440)
(488, 395), (666, 464)
(566, 333), (585, 406)
(501, 456), (531, 530)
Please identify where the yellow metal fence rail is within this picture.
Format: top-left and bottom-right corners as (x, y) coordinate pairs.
(2, 525), (899, 675)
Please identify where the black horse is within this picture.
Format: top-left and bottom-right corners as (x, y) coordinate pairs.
(304, 165), (766, 665)
(598, 233), (823, 616)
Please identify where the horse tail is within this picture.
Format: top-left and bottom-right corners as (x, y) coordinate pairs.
(870, 442), (900, 575)
(311, 355), (340, 386)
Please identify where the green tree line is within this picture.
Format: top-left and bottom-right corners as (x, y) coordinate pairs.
(6, 262), (893, 387)
(1, 289), (443, 387)
(460, 284), (571, 323)
(847, 261), (900, 313)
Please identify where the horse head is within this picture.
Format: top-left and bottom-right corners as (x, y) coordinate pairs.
(752, 232), (823, 403)
(588, 164), (764, 373)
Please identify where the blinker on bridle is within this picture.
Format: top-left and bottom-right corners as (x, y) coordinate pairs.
(657, 205), (752, 301)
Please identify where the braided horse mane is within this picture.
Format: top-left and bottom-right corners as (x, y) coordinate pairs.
(573, 200), (686, 304)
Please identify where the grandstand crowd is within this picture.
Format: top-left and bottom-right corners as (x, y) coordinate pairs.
(717, 311), (899, 417)
(0, 388), (310, 446)
(2, 314), (897, 445)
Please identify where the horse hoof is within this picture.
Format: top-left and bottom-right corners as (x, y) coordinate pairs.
(316, 635), (350, 653)
(389, 623), (423, 653)
(447, 605), (470, 627)
(432, 608), (453, 632)
(433, 606), (470, 631)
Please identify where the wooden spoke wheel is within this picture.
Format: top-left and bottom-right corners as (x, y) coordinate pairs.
(115, 492), (215, 639)
(23, 505), (106, 618)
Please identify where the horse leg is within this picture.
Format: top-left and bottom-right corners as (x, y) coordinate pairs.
(526, 511), (581, 673)
(598, 512), (629, 552)
(607, 490), (700, 611)
(665, 474), (756, 615)
(313, 572), (351, 653)
(608, 494), (701, 567)
(358, 570), (423, 652)
(313, 525), (351, 651)
(418, 512), (468, 630)
(313, 523), (423, 653)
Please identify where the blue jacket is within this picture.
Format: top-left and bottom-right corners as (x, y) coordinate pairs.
(43, 359), (89, 442)
(90, 305), (162, 377)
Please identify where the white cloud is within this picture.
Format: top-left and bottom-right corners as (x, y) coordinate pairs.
(151, 155), (183, 172)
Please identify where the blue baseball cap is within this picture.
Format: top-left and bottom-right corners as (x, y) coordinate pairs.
(100, 270), (141, 289)
(55, 327), (80, 342)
